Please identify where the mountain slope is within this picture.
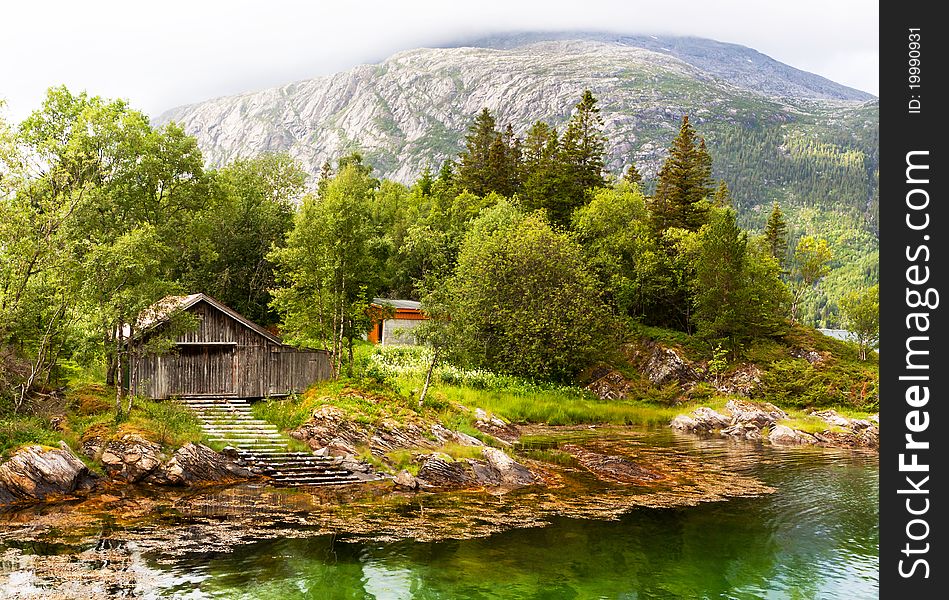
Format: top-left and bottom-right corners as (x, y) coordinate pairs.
(156, 35), (879, 327)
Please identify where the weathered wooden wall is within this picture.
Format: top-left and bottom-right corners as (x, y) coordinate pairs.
(129, 301), (331, 399)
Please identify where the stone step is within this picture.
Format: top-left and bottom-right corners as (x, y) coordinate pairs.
(270, 479), (362, 487)
(251, 458), (339, 466)
(203, 432), (282, 437)
(261, 465), (348, 473)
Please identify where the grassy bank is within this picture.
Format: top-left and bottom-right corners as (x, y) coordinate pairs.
(247, 337), (875, 451)
(0, 382), (206, 458)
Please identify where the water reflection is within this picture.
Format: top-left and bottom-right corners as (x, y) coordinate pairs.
(1, 427), (878, 599)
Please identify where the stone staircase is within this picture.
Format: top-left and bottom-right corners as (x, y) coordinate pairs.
(178, 396), (363, 487)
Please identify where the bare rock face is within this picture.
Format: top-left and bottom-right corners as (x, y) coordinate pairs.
(0, 443), (91, 504)
(480, 448), (535, 487)
(585, 368), (635, 400)
(156, 37), (872, 187)
(416, 453), (474, 488)
(145, 443), (253, 486)
(715, 364), (763, 396)
(768, 425), (818, 446)
(725, 399), (787, 428)
(473, 408), (520, 444)
(100, 434), (165, 483)
(644, 345), (698, 387)
(292, 405), (370, 457)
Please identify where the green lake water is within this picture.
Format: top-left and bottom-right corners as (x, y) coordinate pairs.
(0, 428), (878, 599)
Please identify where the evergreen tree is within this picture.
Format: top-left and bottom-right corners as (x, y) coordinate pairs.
(763, 202), (789, 266)
(457, 109), (521, 198)
(560, 90), (608, 211)
(521, 120), (567, 217)
(623, 162), (643, 185)
(651, 115), (714, 232)
(713, 180), (733, 208)
(456, 108), (498, 197)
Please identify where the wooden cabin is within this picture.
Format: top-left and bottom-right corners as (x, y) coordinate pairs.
(126, 293), (331, 399)
(367, 298), (428, 346)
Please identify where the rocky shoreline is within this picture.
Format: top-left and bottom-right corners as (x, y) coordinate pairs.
(1, 390), (877, 509)
(670, 398), (879, 449)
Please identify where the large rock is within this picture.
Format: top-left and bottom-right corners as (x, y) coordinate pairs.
(644, 346), (698, 386)
(481, 447), (535, 487)
(810, 409), (851, 428)
(145, 443), (253, 486)
(585, 368), (634, 400)
(293, 404), (484, 457)
(670, 414), (700, 432)
(768, 425), (818, 446)
(721, 422), (763, 441)
(473, 408), (520, 444)
(0, 443), (92, 504)
(100, 434), (165, 483)
(670, 407), (729, 433)
(392, 470), (420, 490)
(725, 399), (787, 427)
(416, 453), (474, 488)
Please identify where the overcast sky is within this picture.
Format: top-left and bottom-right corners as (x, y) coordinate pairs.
(1, 0), (878, 123)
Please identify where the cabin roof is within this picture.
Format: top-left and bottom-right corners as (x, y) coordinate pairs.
(131, 293), (284, 344)
(371, 298), (422, 311)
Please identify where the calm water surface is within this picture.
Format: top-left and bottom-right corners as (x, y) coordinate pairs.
(157, 429), (878, 599)
(1, 427), (878, 599)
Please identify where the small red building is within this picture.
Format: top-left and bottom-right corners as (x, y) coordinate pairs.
(367, 298), (427, 345)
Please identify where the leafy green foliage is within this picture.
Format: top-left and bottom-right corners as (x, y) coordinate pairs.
(839, 285), (879, 360)
(446, 204), (615, 381)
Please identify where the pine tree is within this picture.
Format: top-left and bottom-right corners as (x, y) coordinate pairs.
(521, 120), (565, 216)
(457, 108), (499, 197)
(457, 109), (521, 198)
(559, 90), (608, 222)
(650, 115), (714, 232)
(623, 162), (643, 185)
(713, 180), (732, 208)
(763, 202), (789, 267)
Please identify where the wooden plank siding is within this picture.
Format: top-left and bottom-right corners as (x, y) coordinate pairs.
(127, 295), (331, 399)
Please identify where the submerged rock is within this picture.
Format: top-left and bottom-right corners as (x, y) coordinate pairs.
(0, 442), (92, 504)
(145, 443), (253, 486)
(100, 434), (165, 483)
(721, 422), (763, 441)
(561, 444), (663, 484)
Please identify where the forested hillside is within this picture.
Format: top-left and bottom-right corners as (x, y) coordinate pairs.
(156, 36), (879, 327)
(1, 86), (878, 417)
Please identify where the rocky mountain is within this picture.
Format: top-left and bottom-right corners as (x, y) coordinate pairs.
(156, 33), (879, 327)
(156, 34), (875, 186)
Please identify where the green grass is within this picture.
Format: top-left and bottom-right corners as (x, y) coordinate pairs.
(779, 416), (849, 435)
(1, 383), (207, 458)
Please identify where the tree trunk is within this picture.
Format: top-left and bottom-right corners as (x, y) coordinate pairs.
(418, 346), (439, 407)
(346, 322), (354, 378)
